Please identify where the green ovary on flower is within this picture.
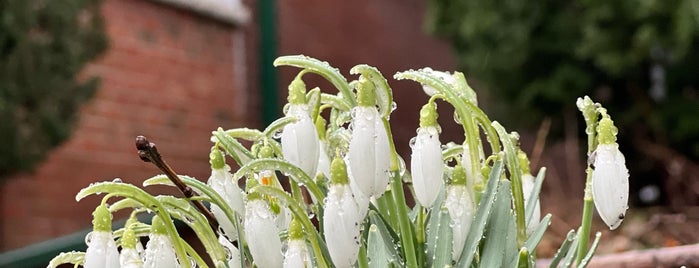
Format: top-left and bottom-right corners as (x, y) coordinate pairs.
(356, 77), (377, 107)
(119, 224), (144, 268)
(91, 204), (112, 232)
(210, 147), (225, 170)
(330, 156), (349, 185)
(596, 113), (618, 145)
(288, 75), (307, 105)
(419, 101), (439, 128)
(144, 217), (180, 268)
(85, 205), (119, 268)
(284, 218), (312, 267)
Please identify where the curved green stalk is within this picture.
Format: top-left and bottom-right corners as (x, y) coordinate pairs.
(492, 122), (527, 246)
(263, 116), (297, 137)
(390, 170), (418, 268)
(76, 182), (191, 268)
(320, 93), (353, 111)
(233, 158), (325, 206)
(48, 252), (85, 268)
(225, 128), (263, 142)
(249, 185), (330, 268)
(350, 65), (393, 118)
(274, 55), (356, 106)
(213, 128), (254, 165)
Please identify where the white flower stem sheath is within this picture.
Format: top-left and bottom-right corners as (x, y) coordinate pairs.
(281, 77), (320, 178)
(83, 204), (120, 268)
(244, 180), (283, 268)
(348, 78), (391, 198)
(592, 113), (629, 230)
(445, 165), (475, 261)
(144, 215), (181, 268)
(283, 218), (312, 268)
(411, 101), (444, 208)
(207, 148), (245, 240)
(324, 157), (362, 268)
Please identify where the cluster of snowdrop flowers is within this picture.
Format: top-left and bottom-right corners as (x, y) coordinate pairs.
(50, 56), (629, 268)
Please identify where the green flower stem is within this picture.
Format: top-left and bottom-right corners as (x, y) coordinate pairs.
(249, 185), (330, 268)
(390, 170), (418, 268)
(492, 122), (527, 246)
(416, 206), (427, 267)
(76, 182), (192, 268)
(232, 158), (325, 206)
(274, 55), (356, 107)
(577, 167), (595, 265)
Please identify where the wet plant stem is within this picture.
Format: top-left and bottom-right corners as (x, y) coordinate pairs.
(135, 135), (220, 231)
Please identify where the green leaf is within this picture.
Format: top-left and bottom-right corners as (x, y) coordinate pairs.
(425, 206), (453, 267)
(367, 215), (402, 267)
(350, 65), (393, 118)
(578, 232), (602, 268)
(492, 121), (527, 245)
(549, 230), (576, 268)
(524, 213), (552, 251)
(320, 93), (353, 112)
(274, 55), (356, 106)
(47, 251), (84, 268)
(263, 116), (297, 138)
(233, 158), (325, 206)
(480, 180), (515, 267)
(212, 128), (254, 165)
(560, 232), (581, 268)
(525, 167), (546, 224)
(454, 159), (504, 267)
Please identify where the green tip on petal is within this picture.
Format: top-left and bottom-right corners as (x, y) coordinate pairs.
(597, 113), (618, 145)
(451, 164), (467, 185)
(419, 101), (438, 128)
(330, 156), (349, 185)
(288, 217), (303, 240)
(288, 76), (307, 105)
(92, 204), (112, 232)
(210, 147), (225, 170)
(122, 223), (138, 249)
(150, 215), (167, 235)
(356, 76), (376, 107)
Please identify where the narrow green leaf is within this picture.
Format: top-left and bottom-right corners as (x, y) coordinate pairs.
(262, 116), (297, 138)
(578, 232), (602, 268)
(47, 251), (85, 268)
(274, 55), (356, 106)
(425, 207), (453, 267)
(524, 214), (552, 251)
(480, 180), (514, 268)
(549, 230), (576, 268)
(224, 128), (263, 142)
(454, 159), (504, 267)
(560, 233), (580, 268)
(525, 167), (546, 224)
(306, 87), (321, 121)
(492, 121), (527, 246)
(320, 93), (352, 111)
(367, 224), (399, 267)
(213, 128), (254, 165)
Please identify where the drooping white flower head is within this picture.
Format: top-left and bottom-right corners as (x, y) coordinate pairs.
(444, 165), (475, 261)
(143, 215), (181, 268)
(207, 148), (245, 240)
(592, 113), (629, 230)
(324, 157), (362, 268)
(411, 102), (444, 208)
(244, 192), (283, 268)
(281, 77), (320, 178)
(83, 204), (119, 268)
(283, 218), (312, 268)
(218, 235), (242, 268)
(119, 223), (144, 268)
(348, 79), (391, 198)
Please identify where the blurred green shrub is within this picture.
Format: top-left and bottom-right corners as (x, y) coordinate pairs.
(0, 0), (107, 178)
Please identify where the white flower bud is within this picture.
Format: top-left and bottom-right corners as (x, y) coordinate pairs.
(410, 126), (444, 208)
(348, 106), (391, 198)
(282, 104), (320, 178)
(244, 199), (283, 268)
(283, 239), (312, 268)
(445, 184), (475, 261)
(207, 164), (245, 240)
(143, 234), (180, 268)
(592, 143), (629, 230)
(84, 231), (120, 268)
(324, 184), (361, 268)
(522, 174), (541, 234)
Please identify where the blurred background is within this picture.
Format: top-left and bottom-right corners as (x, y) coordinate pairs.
(0, 0), (697, 266)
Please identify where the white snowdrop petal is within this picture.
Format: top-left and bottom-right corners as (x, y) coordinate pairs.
(373, 112), (391, 196)
(143, 234), (180, 268)
(282, 105), (320, 178)
(592, 143), (629, 230)
(411, 127), (444, 208)
(245, 200), (283, 268)
(283, 239), (312, 268)
(522, 174), (541, 234)
(219, 235), (242, 268)
(348, 107), (391, 198)
(84, 231), (120, 268)
(323, 184), (361, 268)
(119, 247), (144, 268)
(445, 185), (475, 261)
(207, 166), (245, 240)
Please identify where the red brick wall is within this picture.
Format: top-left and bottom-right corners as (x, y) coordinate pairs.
(0, 0), (256, 250)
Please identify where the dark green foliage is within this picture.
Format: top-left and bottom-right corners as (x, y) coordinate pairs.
(426, 0), (699, 161)
(0, 0), (107, 178)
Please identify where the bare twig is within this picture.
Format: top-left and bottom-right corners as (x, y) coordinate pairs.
(136, 135), (220, 231)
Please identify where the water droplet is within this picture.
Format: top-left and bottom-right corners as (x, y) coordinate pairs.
(453, 112), (462, 125)
(112, 178), (123, 183)
(84, 232), (93, 244)
(272, 130), (284, 139)
(409, 137), (417, 149)
(390, 101), (398, 112)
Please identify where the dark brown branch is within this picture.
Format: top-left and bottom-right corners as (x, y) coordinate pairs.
(136, 135), (219, 231)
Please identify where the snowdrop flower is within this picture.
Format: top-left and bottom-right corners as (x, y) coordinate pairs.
(592, 113), (629, 230)
(244, 180), (283, 268)
(218, 235), (241, 268)
(144, 215), (180, 268)
(120, 223), (144, 268)
(348, 78), (391, 198)
(207, 148), (245, 240)
(83, 204), (119, 268)
(283, 218), (312, 268)
(281, 77), (320, 178)
(324, 156), (361, 268)
(411, 101), (444, 208)
(445, 165), (475, 261)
